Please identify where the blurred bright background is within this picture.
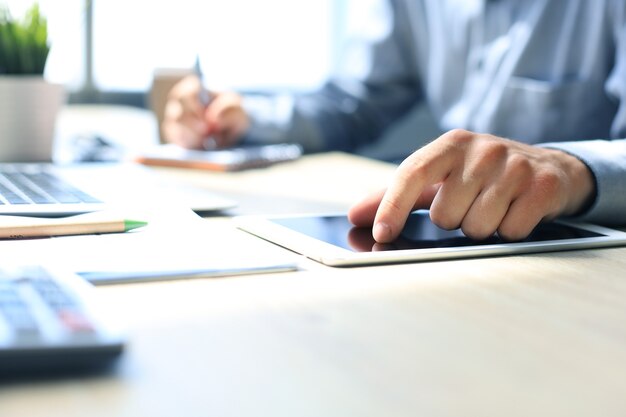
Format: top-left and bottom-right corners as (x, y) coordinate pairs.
(4, 0), (344, 96)
(2, 0), (438, 160)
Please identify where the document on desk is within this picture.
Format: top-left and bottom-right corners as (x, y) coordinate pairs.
(134, 143), (303, 172)
(0, 207), (299, 284)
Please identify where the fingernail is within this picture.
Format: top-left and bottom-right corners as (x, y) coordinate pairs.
(373, 222), (392, 242)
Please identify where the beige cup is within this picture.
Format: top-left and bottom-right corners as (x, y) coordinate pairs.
(149, 67), (194, 143)
(0, 76), (65, 162)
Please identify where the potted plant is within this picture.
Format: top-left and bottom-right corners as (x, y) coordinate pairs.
(0, 3), (65, 162)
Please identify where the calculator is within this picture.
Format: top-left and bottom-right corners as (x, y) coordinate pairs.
(0, 265), (125, 375)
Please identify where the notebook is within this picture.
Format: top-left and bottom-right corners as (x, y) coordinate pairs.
(135, 143), (303, 172)
(0, 163), (236, 216)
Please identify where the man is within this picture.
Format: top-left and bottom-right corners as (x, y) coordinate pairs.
(163, 0), (626, 243)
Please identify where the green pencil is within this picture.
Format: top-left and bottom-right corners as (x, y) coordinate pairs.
(0, 214), (148, 239)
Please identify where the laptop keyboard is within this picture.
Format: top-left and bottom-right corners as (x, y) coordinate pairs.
(0, 165), (101, 205)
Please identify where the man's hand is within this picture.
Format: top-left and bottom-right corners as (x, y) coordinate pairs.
(162, 75), (250, 149)
(348, 129), (596, 242)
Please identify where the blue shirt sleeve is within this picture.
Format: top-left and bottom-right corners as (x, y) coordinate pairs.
(541, 140), (626, 225)
(541, 1), (626, 225)
(241, 0), (423, 153)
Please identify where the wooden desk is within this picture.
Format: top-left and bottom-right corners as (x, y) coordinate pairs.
(2, 153), (626, 417)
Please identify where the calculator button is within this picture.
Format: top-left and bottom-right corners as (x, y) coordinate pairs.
(0, 301), (40, 338)
(0, 266), (125, 373)
(58, 309), (95, 334)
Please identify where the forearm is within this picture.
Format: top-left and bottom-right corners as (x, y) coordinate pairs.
(241, 79), (421, 153)
(239, 94), (325, 153)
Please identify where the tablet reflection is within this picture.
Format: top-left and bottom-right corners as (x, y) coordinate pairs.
(347, 227), (392, 252)
(346, 224), (498, 252)
(346, 212), (499, 252)
(345, 212), (602, 253)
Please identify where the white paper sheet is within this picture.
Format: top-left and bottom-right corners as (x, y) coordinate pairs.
(0, 207), (299, 284)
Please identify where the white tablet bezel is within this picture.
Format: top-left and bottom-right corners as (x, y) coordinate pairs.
(235, 213), (626, 267)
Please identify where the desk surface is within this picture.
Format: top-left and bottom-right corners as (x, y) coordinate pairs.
(2, 152), (626, 417)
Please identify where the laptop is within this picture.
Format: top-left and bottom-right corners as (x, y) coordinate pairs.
(0, 162), (236, 216)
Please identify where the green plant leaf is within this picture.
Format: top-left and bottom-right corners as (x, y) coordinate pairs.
(0, 2), (49, 75)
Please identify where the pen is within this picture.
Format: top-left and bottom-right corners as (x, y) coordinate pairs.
(194, 55), (212, 107)
(0, 214), (148, 239)
(194, 55), (218, 149)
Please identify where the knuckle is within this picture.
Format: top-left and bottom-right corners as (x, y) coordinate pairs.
(443, 128), (472, 144)
(466, 141), (508, 178)
(461, 220), (495, 241)
(530, 170), (563, 214)
(379, 196), (404, 216)
(429, 208), (460, 231)
(438, 129), (475, 151)
(497, 222), (532, 242)
(534, 170), (561, 196)
(398, 153), (429, 182)
(506, 153), (533, 176)
(481, 140), (509, 163)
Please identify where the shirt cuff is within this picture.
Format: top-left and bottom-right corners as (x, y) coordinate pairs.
(540, 140), (626, 225)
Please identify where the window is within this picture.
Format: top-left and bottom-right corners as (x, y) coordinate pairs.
(26, 0), (348, 104)
(92, 0), (340, 93)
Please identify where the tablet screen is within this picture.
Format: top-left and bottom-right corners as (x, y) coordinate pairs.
(271, 211), (602, 252)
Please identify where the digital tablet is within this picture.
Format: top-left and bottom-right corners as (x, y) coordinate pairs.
(235, 211), (626, 266)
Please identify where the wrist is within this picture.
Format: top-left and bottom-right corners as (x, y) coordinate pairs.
(556, 149), (597, 216)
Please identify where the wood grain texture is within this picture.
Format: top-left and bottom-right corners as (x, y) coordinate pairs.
(2, 153), (626, 417)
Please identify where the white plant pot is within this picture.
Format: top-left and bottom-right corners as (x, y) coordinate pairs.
(0, 76), (66, 162)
